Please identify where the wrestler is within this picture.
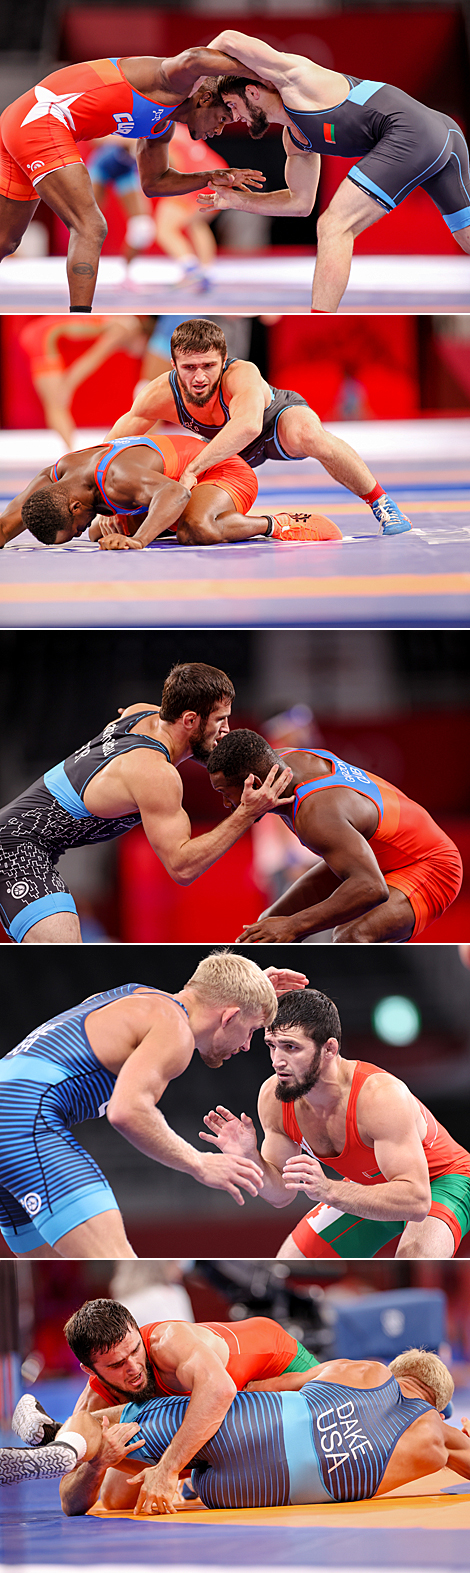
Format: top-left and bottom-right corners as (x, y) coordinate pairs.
(199, 30), (470, 314)
(13, 1300), (319, 1512)
(109, 316), (410, 536)
(4, 1351), (470, 1517)
(0, 45), (264, 309)
(207, 729), (463, 943)
(0, 430), (325, 548)
(0, 952), (307, 1259)
(0, 662), (295, 943)
(201, 988), (470, 1260)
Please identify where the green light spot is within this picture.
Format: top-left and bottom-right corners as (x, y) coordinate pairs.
(372, 995), (421, 1046)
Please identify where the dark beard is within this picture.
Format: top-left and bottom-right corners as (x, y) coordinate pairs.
(274, 1047), (322, 1103)
(191, 729), (212, 764)
(247, 108), (269, 138)
(177, 375), (221, 409)
(92, 1353), (158, 1405)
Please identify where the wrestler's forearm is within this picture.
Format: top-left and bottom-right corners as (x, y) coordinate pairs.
(132, 482), (190, 544)
(266, 871), (388, 937)
(60, 1456), (108, 1516)
(314, 1174), (431, 1223)
(108, 1102), (216, 1182)
(246, 1367), (319, 1392)
(217, 187), (311, 217)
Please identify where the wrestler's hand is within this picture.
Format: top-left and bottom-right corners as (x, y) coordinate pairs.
(131, 1461), (180, 1516)
(198, 188), (245, 213)
(240, 765), (294, 822)
(461, 1416), (470, 1436)
(95, 514), (125, 537)
(209, 168), (266, 191)
(198, 1149), (264, 1205)
(98, 1415), (143, 1468)
(236, 915), (302, 943)
(282, 1153), (329, 1201)
(98, 534), (144, 550)
(200, 1105), (260, 1161)
(179, 465), (199, 491)
(264, 966), (309, 995)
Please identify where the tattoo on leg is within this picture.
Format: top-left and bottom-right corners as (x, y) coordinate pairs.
(72, 263), (95, 276)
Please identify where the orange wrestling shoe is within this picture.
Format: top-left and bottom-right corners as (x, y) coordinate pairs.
(269, 511), (342, 541)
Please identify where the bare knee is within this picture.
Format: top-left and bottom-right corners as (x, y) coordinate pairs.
(100, 1470), (138, 1510)
(332, 917), (374, 943)
(177, 515), (220, 545)
(317, 206), (347, 245)
(70, 207), (108, 247)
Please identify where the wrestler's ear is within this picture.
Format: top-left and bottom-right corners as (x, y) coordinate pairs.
(323, 1037), (340, 1059)
(220, 1007), (240, 1028)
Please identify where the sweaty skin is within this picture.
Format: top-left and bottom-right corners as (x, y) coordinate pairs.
(53, 1355), (470, 1515)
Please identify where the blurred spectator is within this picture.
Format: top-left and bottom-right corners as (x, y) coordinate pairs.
(86, 137), (155, 263)
(18, 316), (155, 448)
(110, 1261), (195, 1325)
(155, 123), (229, 291)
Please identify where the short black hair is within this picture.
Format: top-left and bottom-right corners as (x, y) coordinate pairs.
(219, 75), (265, 97)
(22, 485), (71, 544)
(208, 728), (278, 784)
(160, 662), (235, 723)
(272, 989), (342, 1048)
(63, 1299), (140, 1364)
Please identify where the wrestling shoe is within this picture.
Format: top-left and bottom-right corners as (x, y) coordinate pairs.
(371, 494), (412, 535)
(12, 1394), (61, 1447)
(0, 1440), (79, 1486)
(267, 512), (342, 541)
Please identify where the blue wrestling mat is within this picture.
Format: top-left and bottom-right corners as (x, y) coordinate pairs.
(2, 1378), (470, 1573)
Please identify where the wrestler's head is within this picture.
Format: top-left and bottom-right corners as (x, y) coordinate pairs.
(170, 318), (227, 408)
(183, 80), (233, 140)
(389, 1349), (454, 1412)
(184, 950), (278, 1066)
(265, 989), (342, 1101)
(21, 482), (95, 545)
(160, 660), (234, 761)
(218, 75), (280, 138)
(208, 728), (285, 810)
(64, 1300), (158, 1403)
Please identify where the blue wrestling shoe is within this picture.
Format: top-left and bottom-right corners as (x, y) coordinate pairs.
(371, 493), (412, 535)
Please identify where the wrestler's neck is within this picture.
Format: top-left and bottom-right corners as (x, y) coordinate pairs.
(396, 1376), (436, 1406)
(270, 751), (332, 816)
(129, 710), (200, 767)
(299, 1053), (355, 1116)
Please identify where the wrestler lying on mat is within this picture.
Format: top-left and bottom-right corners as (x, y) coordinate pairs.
(0, 431), (341, 549)
(3, 1350), (470, 1514)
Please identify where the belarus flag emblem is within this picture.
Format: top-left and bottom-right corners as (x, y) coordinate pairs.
(323, 123), (335, 142)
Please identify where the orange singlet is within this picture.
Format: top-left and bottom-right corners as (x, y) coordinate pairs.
(282, 1061), (470, 1185)
(282, 747), (463, 937)
(91, 433), (258, 531)
(0, 57), (174, 202)
(86, 1317), (302, 1404)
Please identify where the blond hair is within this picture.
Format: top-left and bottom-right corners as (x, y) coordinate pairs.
(186, 951), (277, 1023)
(389, 1348), (454, 1411)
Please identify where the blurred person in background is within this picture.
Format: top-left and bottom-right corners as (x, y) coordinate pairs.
(18, 315), (155, 449)
(86, 137), (155, 263)
(110, 1262), (195, 1325)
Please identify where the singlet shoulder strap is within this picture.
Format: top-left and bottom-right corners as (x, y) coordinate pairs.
(282, 1102), (303, 1144)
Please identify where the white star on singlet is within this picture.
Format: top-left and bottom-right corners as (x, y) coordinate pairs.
(21, 85), (83, 132)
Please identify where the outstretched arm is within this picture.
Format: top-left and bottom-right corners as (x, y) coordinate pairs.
(0, 467), (54, 546)
(133, 754), (294, 885)
(159, 45), (263, 97)
(198, 134), (320, 219)
(200, 1078), (299, 1208)
(106, 1007), (264, 1207)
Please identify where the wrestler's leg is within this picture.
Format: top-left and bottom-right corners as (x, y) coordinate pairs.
(333, 885), (416, 943)
(452, 223), (470, 255)
(33, 164), (108, 309)
(22, 912), (83, 943)
(0, 194), (39, 259)
(395, 1215), (455, 1258)
(177, 484), (271, 544)
(277, 405), (377, 495)
(50, 1210), (136, 1260)
(312, 180), (384, 313)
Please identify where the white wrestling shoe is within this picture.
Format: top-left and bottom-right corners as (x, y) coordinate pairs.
(12, 1393), (60, 1447)
(0, 1440), (79, 1486)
